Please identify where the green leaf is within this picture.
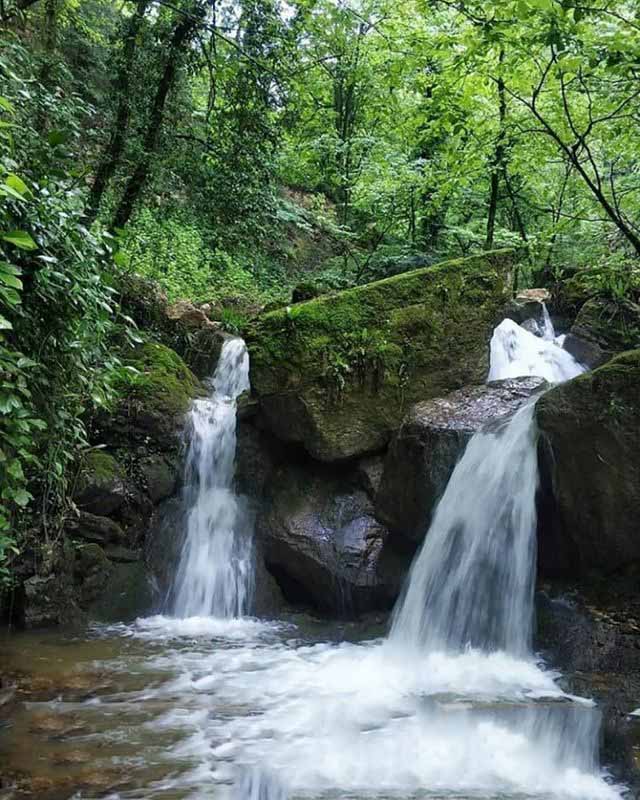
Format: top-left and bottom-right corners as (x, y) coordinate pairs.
(0, 273), (22, 290)
(0, 262), (22, 275)
(12, 489), (32, 508)
(5, 174), (30, 196)
(0, 315), (13, 330)
(2, 230), (37, 250)
(0, 184), (27, 201)
(48, 129), (69, 147)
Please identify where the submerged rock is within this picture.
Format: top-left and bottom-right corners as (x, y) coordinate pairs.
(377, 377), (546, 544)
(248, 250), (514, 461)
(257, 461), (405, 614)
(537, 350), (640, 576)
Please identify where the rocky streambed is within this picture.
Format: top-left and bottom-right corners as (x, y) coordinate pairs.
(2, 251), (640, 796)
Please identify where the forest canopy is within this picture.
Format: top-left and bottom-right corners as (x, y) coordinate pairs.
(1, 0), (639, 578)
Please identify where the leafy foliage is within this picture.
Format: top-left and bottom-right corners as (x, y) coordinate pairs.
(0, 37), (128, 582)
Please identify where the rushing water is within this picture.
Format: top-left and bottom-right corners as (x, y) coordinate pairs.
(390, 402), (539, 655)
(0, 316), (623, 800)
(171, 338), (252, 619)
(488, 307), (584, 384)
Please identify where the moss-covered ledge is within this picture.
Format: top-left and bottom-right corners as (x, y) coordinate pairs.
(94, 342), (205, 450)
(246, 249), (514, 461)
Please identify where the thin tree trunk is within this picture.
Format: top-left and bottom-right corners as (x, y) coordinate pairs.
(43, 0), (57, 52)
(485, 48), (506, 250)
(85, 0), (150, 223)
(502, 168), (527, 242)
(112, 10), (200, 229)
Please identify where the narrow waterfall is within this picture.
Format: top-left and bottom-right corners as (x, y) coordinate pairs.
(391, 309), (585, 654)
(171, 337), (253, 619)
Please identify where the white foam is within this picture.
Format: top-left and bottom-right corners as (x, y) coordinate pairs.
(96, 629), (621, 800)
(132, 614), (275, 641)
(489, 317), (585, 383)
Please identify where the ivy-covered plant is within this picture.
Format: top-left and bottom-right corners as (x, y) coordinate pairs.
(0, 41), (129, 584)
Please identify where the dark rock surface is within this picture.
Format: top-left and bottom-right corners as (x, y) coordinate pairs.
(536, 581), (640, 791)
(566, 297), (640, 367)
(377, 377), (546, 544)
(537, 350), (640, 577)
(505, 288), (551, 325)
(73, 451), (126, 516)
(257, 460), (406, 614)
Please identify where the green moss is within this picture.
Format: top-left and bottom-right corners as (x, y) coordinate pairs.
(574, 298), (640, 352)
(80, 450), (121, 485)
(247, 249), (514, 460)
(117, 342), (203, 417)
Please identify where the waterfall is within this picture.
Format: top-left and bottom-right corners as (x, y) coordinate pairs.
(392, 309), (585, 654)
(171, 337), (253, 619)
(390, 403), (539, 654)
(488, 307), (583, 383)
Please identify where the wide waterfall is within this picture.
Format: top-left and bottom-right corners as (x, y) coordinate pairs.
(171, 337), (253, 619)
(5, 312), (622, 800)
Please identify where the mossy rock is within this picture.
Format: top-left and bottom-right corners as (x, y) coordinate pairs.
(74, 450), (126, 516)
(571, 297), (640, 355)
(537, 349), (640, 576)
(107, 343), (204, 448)
(121, 342), (203, 416)
(247, 250), (514, 460)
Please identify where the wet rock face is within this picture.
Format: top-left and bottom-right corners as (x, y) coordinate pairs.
(536, 583), (640, 791)
(505, 288), (551, 326)
(248, 250), (513, 461)
(564, 297), (640, 368)
(257, 459), (406, 615)
(536, 350), (640, 577)
(376, 377), (546, 544)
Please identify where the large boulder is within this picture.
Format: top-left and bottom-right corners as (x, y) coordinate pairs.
(377, 377), (546, 544)
(96, 342), (204, 449)
(247, 250), (514, 461)
(257, 460), (407, 614)
(536, 350), (640, 576)
(563, 297), (640, 368)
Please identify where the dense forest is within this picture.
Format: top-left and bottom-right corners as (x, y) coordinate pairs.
(1, 0), (639, 584)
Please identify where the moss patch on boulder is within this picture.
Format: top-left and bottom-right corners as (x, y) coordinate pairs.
(74, 450), (126, 516)
(119, 342), (203, 417)
(247, 250), (514, 460)
(537, 349), (640, 576)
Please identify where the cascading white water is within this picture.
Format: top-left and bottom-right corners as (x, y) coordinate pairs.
(390, 402), (539, 654)
(392, 306), (585, 653)
(89, 305), (620, 800)
(489, 304), (584, 383)
(171, 337), (253, 619)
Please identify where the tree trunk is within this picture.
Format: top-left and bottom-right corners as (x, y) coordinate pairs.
(112, 8), (201, 229)
(485, 49), (506, 250)
(85, 0), (150, 223)
(43, 0), (57, 52)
